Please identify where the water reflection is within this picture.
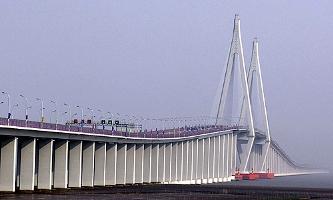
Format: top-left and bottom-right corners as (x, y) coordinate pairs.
(1, 174), (332, 200)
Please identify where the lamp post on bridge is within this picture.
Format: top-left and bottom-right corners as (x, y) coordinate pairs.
(64, 103), (71, 130)
(87, 107), (94, 128)
(36, 98), (45, 128)
(60, 111), (68, 124)
(19, 94), (30, 126)
(11, 104), (19, 118)
(76, 105), (84, 132)
(115, 113), (120, 131)
(50, 100), (58, 130)
(2, 91), (11, 125)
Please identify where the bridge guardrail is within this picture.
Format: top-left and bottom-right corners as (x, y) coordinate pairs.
(0, 117), (248, 139)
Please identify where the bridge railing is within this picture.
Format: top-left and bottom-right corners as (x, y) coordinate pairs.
(0, 117), (247, 139)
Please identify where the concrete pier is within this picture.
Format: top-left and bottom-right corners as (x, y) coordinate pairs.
(0, 126), (306, 192)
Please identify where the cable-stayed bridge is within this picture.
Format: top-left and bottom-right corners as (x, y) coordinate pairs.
(0, 15), (318, 192)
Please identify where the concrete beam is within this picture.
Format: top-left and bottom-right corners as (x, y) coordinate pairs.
(37, 139), (53, 190)
(0, 137), (18, 192)
(82, 142), (95, 187)
(54, 140), (69, 188)
(94, 142), (107, 186)
(68, 141), (82, 188)
(19, 138), (36, 190)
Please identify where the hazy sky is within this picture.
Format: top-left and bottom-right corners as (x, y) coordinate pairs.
(0, 1), (332, 171)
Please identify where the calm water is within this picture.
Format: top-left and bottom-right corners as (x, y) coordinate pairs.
(223, 173), (333, 189)
(1, 174), (332, 200)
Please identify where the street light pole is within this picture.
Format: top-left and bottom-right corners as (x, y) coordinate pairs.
(2, 92), (11, 125)
(87, 107), (94, 121)
(19, 94), (29, 126)
(36, 98), (44, 127)
(64, 103), (71, 131)
(76, 105), (84, 132)
(51, 100), (58, 129)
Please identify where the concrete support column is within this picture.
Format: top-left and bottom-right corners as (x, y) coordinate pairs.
(150, 144), (159, 183)
(143, 144), (151, 183)
(230, 134), (235, 177)
(54, 140), (69, 188)
(20, 138), (36, 190)
(106, 144), (117, 185)
(125, 144), (135, 184)
(134, 144), (144, 184)
(116, 144), (127, 184)
(82, 142), (95, 187)
(158, 144), (165, 183)
(219, 135), (225, 182)
(171, 143), (177, 182)
(197, 139), (204, 184)
(234, 134), (238, 174)
(68, 141), (82, 188)
(187, 140), (193, 183)
(164, 143), (172, 183)
(38, 139), (53, 190)
(176, 142), (183, 182)
(94, 142), (107, 186)
(192, 139), (198, 184)
(225, 134), (230, 178)
(213, 136), (219, 183)
(208, 137), (214, 183)
(203, 138), (210, 183)
(0, 137), (18, 192)
(182, 141), (188, 183)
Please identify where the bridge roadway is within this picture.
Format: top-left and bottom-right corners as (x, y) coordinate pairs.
(0, 118), (312, 192)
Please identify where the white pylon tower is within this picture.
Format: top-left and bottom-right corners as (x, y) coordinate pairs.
(215, 15), (255, 173)
(247, 39), (271, 172)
